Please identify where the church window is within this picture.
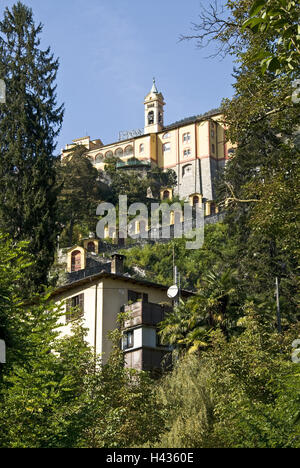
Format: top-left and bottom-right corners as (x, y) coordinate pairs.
(158, 112), (163, 124)
(163, 132), (170, 139)
(115, 148), (123, 157)
(95, 153), (103, 164)
(148, 111), (154, 125)
(183, 133), (191, 143)
(183, 149), (191, 158)
(125, 145), (133, 156)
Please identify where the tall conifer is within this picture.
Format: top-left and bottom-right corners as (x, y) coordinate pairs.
(0, 2), (64, 290)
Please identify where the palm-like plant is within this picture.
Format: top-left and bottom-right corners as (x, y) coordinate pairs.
(159, 268), (239, 354)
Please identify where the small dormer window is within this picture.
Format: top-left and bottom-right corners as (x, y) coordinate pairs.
(148, 111), (154, 125)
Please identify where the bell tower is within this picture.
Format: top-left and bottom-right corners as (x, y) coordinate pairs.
(144, 78), (165, 134)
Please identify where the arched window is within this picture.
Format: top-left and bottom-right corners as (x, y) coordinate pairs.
(139, 143), (144, 153)
(148, 111), (154, 125)
(182, 164), (192, 177)
(115, 148), (123, 157)
(71, 250), (82, 272)
(124, 145), (133, 156)
(95, 153), (103, 164)
(87, 241), (95, 253)
(105, 150), (113, 158)
(158, 112), (163, 124)
(162, 132), (170, 139)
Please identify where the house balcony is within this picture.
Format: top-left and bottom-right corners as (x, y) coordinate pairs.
(122, 301), (170, 329)
(116, 158), (151, 170)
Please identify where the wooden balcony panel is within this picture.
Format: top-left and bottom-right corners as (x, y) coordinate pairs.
(123, 301), (170, 329)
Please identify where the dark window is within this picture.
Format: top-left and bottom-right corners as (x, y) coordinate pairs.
(66, 293), (84, 323)
(122, 330), (134, 350)
(128, 290), (148, 303)
(148, 111), (154, 125)
(193, 196), (199, 206)
(87, 241), (95, 252)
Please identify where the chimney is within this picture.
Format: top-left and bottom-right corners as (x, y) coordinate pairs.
(111, 253), (125, 275)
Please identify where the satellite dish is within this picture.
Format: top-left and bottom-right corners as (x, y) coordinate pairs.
(167, 284), (179, 299)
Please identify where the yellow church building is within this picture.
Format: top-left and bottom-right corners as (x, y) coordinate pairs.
(62, 80), (233, 207)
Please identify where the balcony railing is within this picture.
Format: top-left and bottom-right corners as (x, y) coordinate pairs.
(122, 301), (170, 329)
(116, 158), (151, 169)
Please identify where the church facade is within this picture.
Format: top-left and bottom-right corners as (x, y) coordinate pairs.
(62, 80), (233, 204)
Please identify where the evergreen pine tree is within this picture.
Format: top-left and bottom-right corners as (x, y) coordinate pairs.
(0, 2), (64, 290)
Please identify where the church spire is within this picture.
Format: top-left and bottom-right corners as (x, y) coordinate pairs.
(151, 77), (158, 94)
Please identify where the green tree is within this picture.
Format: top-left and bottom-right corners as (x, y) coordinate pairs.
(159, 267), (240, 354)
(56, 146), (101, 247)
(155, 307), (300, 448)
(0, 2), (64, 290)
(243, 0), (300, 76)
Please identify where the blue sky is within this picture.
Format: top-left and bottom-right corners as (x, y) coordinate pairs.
(1, 0), (235, 155)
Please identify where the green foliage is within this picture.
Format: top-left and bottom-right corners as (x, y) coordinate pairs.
(102, 155), (177, 206)
(154, 310), (300, 448)
(123, 223), (238, 290)
(0, 2), (64, 290)
(243, 0), (300, 76)
(56, 146), (102, 246)
(159, 268), (240, 353)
